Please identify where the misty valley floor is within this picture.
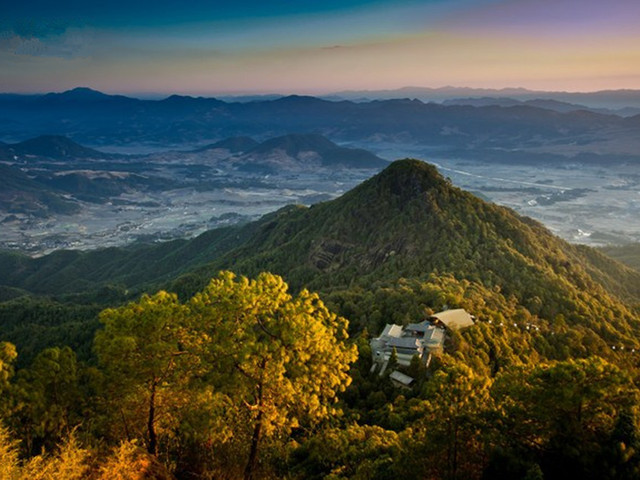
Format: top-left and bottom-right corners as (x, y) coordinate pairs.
(0, 169), (374, 255)
(1, 145), (639, 255)
(432, 158), (640, 246)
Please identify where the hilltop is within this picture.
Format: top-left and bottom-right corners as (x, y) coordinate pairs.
(0, 135), (114, 161)
(1, 159), (639, 361)
(198, 160), (640, 308)
(237, 133), (388, 170)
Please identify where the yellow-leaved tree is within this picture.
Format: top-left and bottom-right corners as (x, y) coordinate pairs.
(189, 271), (357, 480)
(94, 291), (198, 456)
(92, 272), (356, 478)
(0, 342), (17, 417)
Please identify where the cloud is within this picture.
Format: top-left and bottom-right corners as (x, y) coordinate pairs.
(0, 28), (94, 59)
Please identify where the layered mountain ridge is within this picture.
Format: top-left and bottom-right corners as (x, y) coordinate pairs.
(2, 159), (638, 313)
(2, 89), (639, 163)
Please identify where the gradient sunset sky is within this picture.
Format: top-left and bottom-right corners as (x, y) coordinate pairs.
(1, 0), (639, 95)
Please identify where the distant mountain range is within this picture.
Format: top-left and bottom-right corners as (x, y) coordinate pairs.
(439, 97), (640, 116)
(327, 86), (640, 111)
(1, 132), (386, 169)
(229, 133), (388, 172)
(1, 87), (639, 163)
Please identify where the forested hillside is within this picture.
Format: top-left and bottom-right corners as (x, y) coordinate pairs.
(600, 243), (640, 272)
(1, 160), (639, 360)
(1, 160), (640, 479)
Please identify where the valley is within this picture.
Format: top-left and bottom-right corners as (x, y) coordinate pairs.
(2, 89), (640, 256)
(0, 134), (384, 255)
(3, 136), (639, 254)
(0, 169), (375, 254)
(433, 158), (640, 246)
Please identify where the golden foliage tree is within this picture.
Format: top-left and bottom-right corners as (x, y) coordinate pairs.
(189, 271), (357, 480)
(94, 291), (197, 455)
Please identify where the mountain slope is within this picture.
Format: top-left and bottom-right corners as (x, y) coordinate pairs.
(0, 222), (261, 296)
(2, 160), (639, 314)
(192, 160), (640, 331)
(238, 133), (388, 170)
(600, 243), (640, 272)
(1, 159), (639, 364)
(0, 135), (112, 160)
(0, 164), (80, 215)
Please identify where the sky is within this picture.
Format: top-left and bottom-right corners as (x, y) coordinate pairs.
(1, 0), (639, 95)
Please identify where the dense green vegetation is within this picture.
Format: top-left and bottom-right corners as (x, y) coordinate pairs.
(2, 272), (640, 479)
(1, 159), (640, 478)
(0, 273), (356, 479)
(600, 243), (640, 272)
(0, 214), (274, 300)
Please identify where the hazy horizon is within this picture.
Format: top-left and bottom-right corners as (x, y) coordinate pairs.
(4, 84), (640, 99)
(2, 0), (639, 95)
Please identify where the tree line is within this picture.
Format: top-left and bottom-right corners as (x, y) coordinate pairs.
(2, 270), (640, 479)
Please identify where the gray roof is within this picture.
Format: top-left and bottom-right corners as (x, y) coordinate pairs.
(390, 370), (415, 386)
(429, 309), (475, 330)
(405, 321), (431, 333)
(423, 325), (445, 344)
(381, 324), (403, 338)
(370, 338), (387, 351)
(388, 337), (422, 349)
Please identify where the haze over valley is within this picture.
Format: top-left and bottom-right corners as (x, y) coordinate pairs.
(0, 132), (386, 254)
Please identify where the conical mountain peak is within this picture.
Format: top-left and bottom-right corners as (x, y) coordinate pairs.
(202, 158), (640, 322)
(364, 158), (446, 199)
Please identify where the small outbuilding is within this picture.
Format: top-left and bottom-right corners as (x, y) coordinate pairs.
(389, 370), (415, 389)
(428, 309), (475, 330)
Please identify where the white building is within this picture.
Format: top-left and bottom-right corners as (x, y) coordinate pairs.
(370, 309), (474, 376)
